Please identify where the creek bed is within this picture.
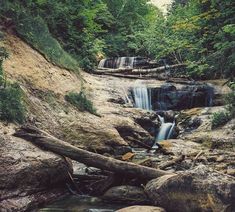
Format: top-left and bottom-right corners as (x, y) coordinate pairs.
(39, 195), (128, 212)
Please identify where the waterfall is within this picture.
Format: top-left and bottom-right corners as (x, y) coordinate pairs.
(133, 85), (152, 110)
(118, 57), (126, 69)
(98, 57), (135, 70)
(129, 57), (135, 69)
(152, 115), (175, 148)
(167, 120), (175, 139)
(206, 86), (214, 107)
(98, 59), (106, 69)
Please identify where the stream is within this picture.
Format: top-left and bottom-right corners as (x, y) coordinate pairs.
(40, 195), (127, 212)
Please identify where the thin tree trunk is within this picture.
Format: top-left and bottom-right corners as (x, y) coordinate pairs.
(14, 126), (172, 180)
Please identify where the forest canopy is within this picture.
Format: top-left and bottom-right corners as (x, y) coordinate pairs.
(0, 0), (234, 79)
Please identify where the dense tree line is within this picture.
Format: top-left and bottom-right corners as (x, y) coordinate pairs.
(0, 0), (234, 79)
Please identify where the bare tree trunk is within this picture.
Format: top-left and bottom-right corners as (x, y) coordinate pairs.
(14, 126), (172, 180)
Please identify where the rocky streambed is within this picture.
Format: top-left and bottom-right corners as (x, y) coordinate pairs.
(1, 33), (234, 212)
(38, 75), (234, 211)
(1, 74), (235, 212)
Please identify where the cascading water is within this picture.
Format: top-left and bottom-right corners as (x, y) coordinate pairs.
(98, 57), (136, 70)
(152, 115), (175, 148)
(133, 85), (152, 110)
(131, 83), (175, 149)
(98, 59), (106, 69)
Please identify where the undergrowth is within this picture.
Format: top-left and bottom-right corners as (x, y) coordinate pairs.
(211, 83), (235, 129)
(0, 83), (26, 124)
(0, 44), (25, 124)
(65, 92), (98, 115)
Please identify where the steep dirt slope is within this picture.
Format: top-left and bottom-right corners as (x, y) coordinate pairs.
(3, 33), (81, 95)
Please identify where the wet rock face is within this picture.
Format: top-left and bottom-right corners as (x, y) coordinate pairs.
(150, 83), (215, 111)
(115, 124), (154, 147)
(134, 113), (159, 137)
(145, 166), (235, 212)
(0, 133), (71, 211)
(102, 185), (150, 204)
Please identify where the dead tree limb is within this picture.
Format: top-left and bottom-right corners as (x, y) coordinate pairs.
(159, 155), (185, 170)
(13, 125), (172, 180)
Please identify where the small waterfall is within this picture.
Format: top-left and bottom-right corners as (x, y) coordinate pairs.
(152, 115), (175, 148)
(206, 86), (214, 107)
(98, 59), (106, 69)
(98, 57), (135, 70)
(119, 57), (135, 69)
(133, 85), (152, 110)
(129, 57), (135, 69)
(167, 120), (175, 139)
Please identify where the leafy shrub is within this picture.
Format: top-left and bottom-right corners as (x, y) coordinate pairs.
(211, 82), (235, 129)
(225, 90), (235, 118)
(0, 44), (25, 124)
(65, 92), (97, 115)
(0, 83), (26, 124)
(0, 47), (9, 86)
(211, 111), (230, 129)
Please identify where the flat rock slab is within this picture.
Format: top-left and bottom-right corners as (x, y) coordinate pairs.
(117, 205), (166, 212)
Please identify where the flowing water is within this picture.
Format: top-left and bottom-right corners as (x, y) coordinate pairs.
(98, 57), (147, 70)
(152, 116), (175, 148)
(40, 195), (127, 212)
(133, 85), (152, 110)
(131, 84), (175, 148)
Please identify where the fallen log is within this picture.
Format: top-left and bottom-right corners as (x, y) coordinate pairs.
(14, 125), (171, 180)
(94, 64), (186, 75)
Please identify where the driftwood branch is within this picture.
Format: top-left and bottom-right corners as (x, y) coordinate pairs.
(159, 155), (185, 170)
(191, 151), (204, 169)
(13, 125), (172, 180)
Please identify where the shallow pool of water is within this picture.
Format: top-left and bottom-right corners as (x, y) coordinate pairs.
(39, 195), (127, 212)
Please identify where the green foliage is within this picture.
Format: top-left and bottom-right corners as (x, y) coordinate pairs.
(211, 111), (230, 129)
(15, 14), (79, 72)
(0, 1), (79, 72)
(0, 40), (26, 124)
(211, 85), (235, 129)
(225, 91), (235, 119)
(0, 83), (26, 124)
(0, 0), (234, 77)
(0, 47), (9, 86)
(132, 0), (234, 79)
(65, 92), (97, 115)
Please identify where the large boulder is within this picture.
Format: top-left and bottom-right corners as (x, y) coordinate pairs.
(145, 165), (235, 212)
(0, 132), (71, 211)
